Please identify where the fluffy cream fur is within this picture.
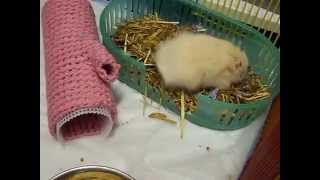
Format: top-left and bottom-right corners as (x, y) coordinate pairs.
(154, 31), (248, 92)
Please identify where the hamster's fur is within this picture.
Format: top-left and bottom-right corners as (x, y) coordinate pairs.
(154, 31), (248, 92)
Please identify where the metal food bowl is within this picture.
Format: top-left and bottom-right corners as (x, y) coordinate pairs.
(50, 165), (135, 180)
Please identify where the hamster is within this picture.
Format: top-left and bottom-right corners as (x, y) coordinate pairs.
(154, 31), (248, 92)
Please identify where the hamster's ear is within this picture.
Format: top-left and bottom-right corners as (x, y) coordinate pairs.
(229, 50), (248, 71)
(225, 56), (239, 73)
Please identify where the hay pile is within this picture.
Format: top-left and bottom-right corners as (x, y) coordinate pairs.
(112, 15), (271, 112)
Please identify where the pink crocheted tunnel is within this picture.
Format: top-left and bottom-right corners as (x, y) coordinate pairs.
(42, 0), (120, 141)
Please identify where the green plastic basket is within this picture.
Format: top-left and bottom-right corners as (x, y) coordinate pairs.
(99, 0), (280, 130)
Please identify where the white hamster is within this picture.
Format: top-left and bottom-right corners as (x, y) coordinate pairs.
(154, 31), (249, 92)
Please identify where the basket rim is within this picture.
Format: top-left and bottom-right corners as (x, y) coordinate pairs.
(99, 0), (279, 109)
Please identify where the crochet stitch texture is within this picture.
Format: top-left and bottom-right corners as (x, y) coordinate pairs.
(42, 0), (120, 141)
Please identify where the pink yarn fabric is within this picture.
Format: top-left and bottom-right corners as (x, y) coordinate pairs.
(42, 0), (120, 141)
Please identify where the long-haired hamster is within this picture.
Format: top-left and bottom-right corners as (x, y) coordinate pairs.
(154, 31), (248, 92)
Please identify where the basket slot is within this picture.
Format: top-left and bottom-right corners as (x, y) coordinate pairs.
(219, 113), (226, 122)
(128, 68), (135, 77)
(139, 0), (148, 16)
(120, 0), (127, 21)
(258, 46), (271, 72)
(137, 0), (143, 16)
(155, 0), (164, 16)
(217, 108), (259, 127)
(152, 87), (157, 94)
(159, 0), (173, 20)
(232, 25), (246, 47)
(178, 4), (189, 24)
(241, 38), (267, 72)
(189, 8), (206, 27)
(207, 15), (219, 36)
(257, 45), (268, 58)
(237, 36), (244, 49)
(107, 11), (112, 33)
(127, 0), (133, 19)
(116, 3), (122, 25)
(218, 19), (245, 44)
(227, 115), (235, 125)
(197, 11), (206, 27)
(129, 65), (135, 81)
(131, 0), (140, 17)
(110, 8), (116, 34)
(222, 21), (233, 41)
(203, 13), (213, 29)
(120, 63), (142, 91)
(144, 0), (153, 15)
(257, 47), (280, 89)
(121, 64), (133, 85)
(238, 111), (245, 121)
(140, 0), (146, 16)
(218, 110), (235, 126)
(229, 27), (239, 44)
(246, 113), (253, 121)
(266, 57), (278, 81)
(183, 6), (194, 25)
(267, 63), (279, 95)
(215, 18), (224, 38)
(151, 0), (156, 14)
(119, 0), (129, 22)
(246, 108), (257, 121)
(157, 0), (183, 22)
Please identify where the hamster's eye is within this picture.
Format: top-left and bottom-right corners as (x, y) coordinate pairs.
(227, 66), (233, 73)
(235, 62), (242, 69)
